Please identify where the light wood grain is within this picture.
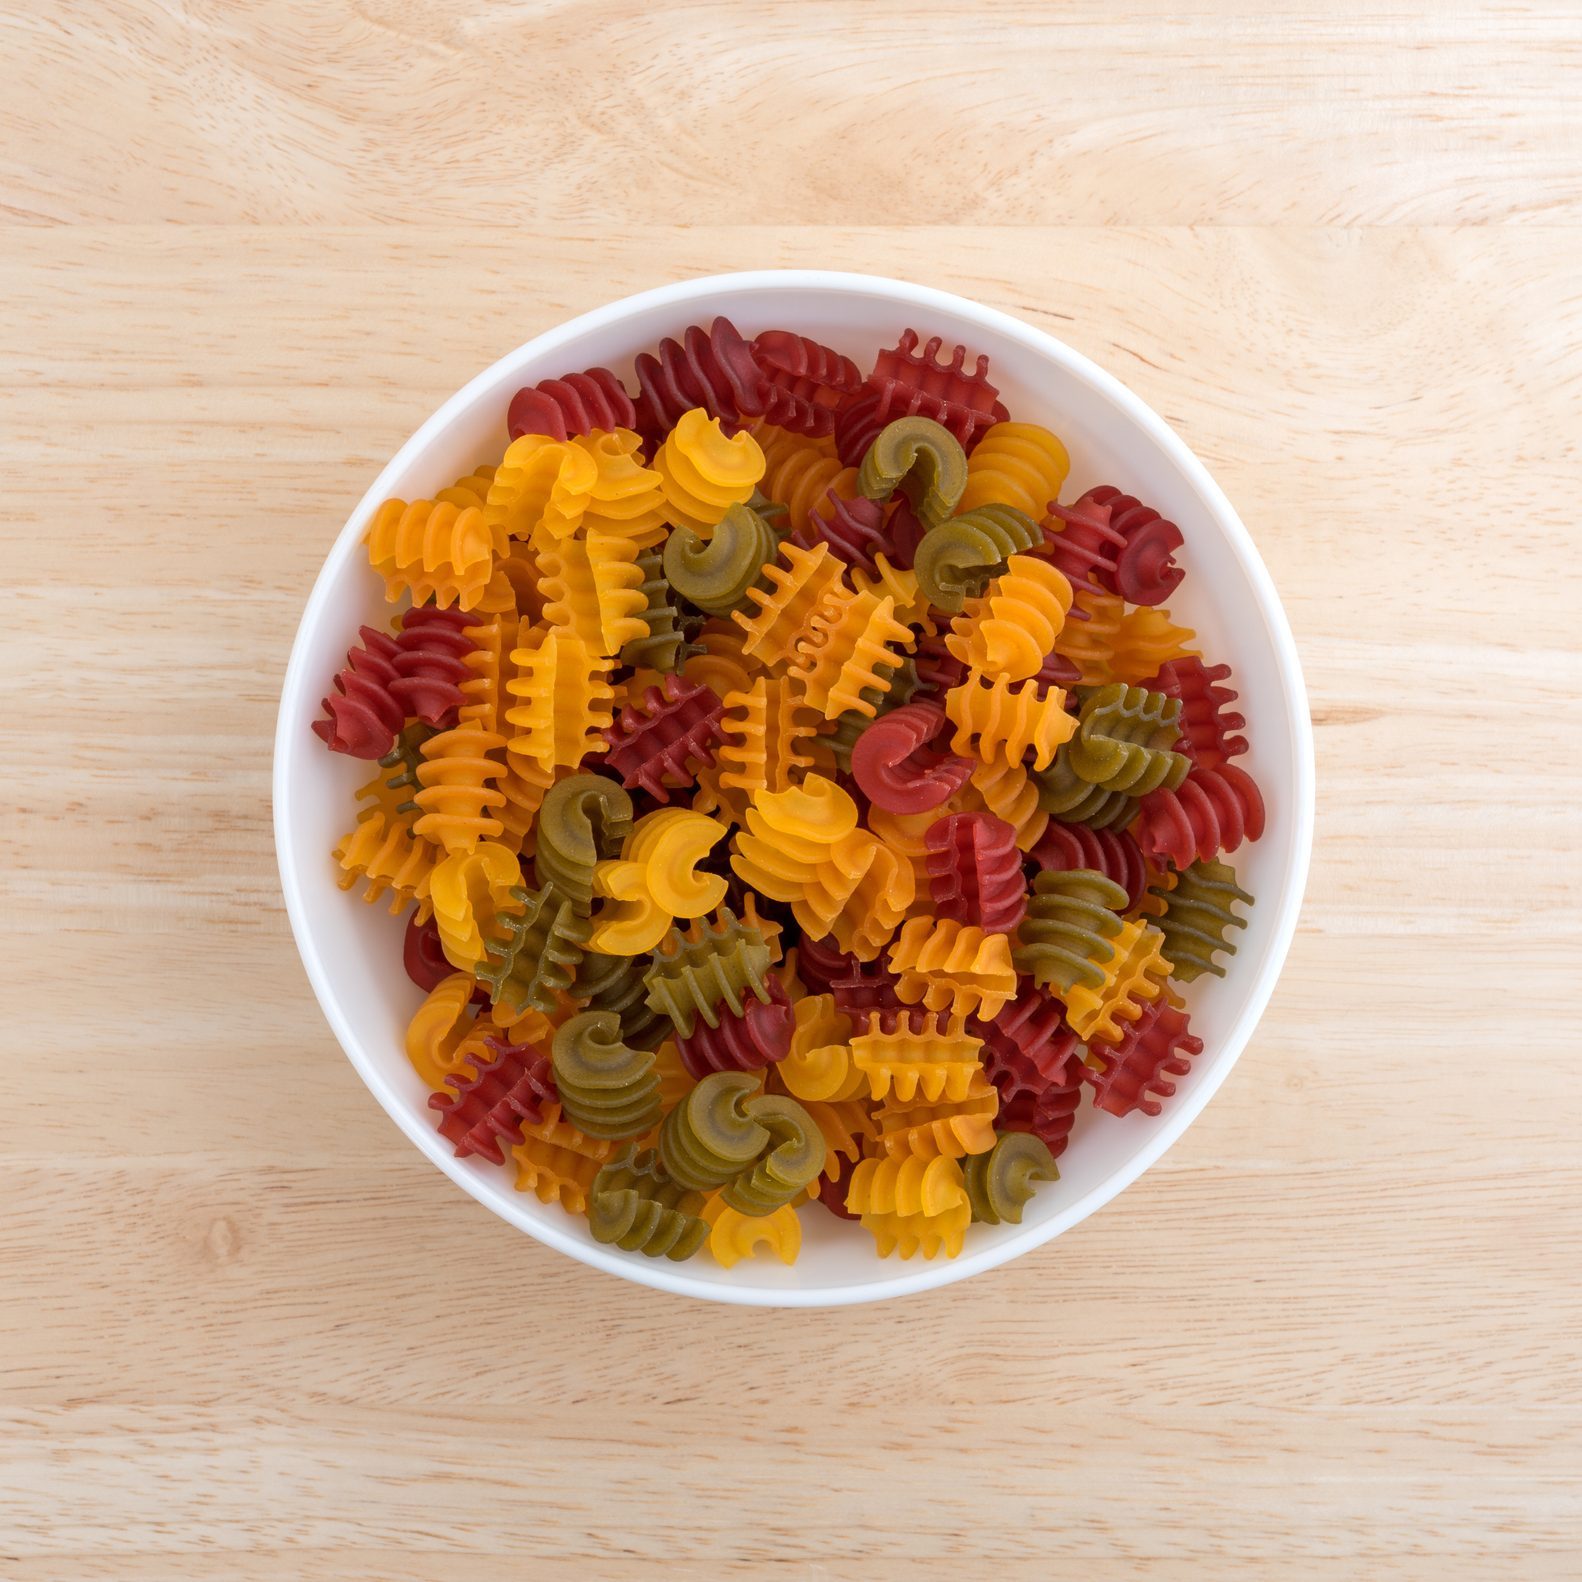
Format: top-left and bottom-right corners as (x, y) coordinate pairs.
(3, 2), (1582, 1577)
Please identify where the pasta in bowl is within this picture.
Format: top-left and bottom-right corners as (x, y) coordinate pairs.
(274, 271), (1313, 1305)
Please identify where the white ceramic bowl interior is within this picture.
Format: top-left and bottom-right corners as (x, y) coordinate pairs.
(274, 271), (1314, 1306)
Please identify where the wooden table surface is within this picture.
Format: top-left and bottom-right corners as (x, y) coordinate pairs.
(5, 4), (1580, 1577)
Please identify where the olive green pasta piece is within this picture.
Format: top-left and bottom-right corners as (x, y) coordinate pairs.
(855, 416), (968, 529)
(379, 721), (435, 813)
(619, 548), (687, 673)
(572, 949), (668, 1050)
(659, 1071), (768, 1191)
(1013, 867), (1128, 992)
(720, 1094), (823, 1217)
(964, 1131), (1058, 1225)
(535, 772), (634, 913)
(1150, 858), (1252, 981)
(911, 503), (1044, 612)
(1032, 745), (1140, 828)
(748, 489), (791, 534)
(1066, 683), (1190, 796)
(588, 1145), (710, 1260)
(662, 500), (780, 615)
(551, 1010), (662, 1139)
(476, 882), (591, 1016)
(642, 908), (774, 1037)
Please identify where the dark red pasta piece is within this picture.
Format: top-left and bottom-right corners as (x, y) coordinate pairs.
(909, 630), (969, 696)
(828, 959), (906, 1017)
(313, 625), (404, 759)
(974, 985), (1080, 1102)
(1041, 488), (1126, 599)
(1083, 996), (1203, 1118)
(882, 497), (931, 570)
(925, 812), (1027, 933)
(750, 331), (863, 415)
(428, 1035), (556, 1165)
(866, 329), (1008, 451)
(1031, 648), (1083, 689)
(995, 1061), (1085, 1161)
(1132, 763), (1265, 870)
(850, 702), (975, 815)
(1139, 657), (1248, 769)
(795, 933), (861, 995)
(403, 914), (453, 993)
(390, 606), (476, 727)
(794, 489), (887, 577)
(833, 388), (888, 470)
(631, 317), (769, 442)
(1027, 823), (1149, 913)
(676, 976), (794, 1078)
(506, 366), (636, 442)
(603, 674), (725, 803)
(816, 1154), (861, 1221)
(1082, 486), (1185, 606)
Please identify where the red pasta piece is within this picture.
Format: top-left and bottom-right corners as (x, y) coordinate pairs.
(995, 1062), (1085, 1161)
(1132, 763), (1265, 870)
(1082, 486), (1186, 605)
(833, 387), (888, 469)
(390, 606), (477, 727)
(506, 366), (636, 442)
(313, 625), (404, 758)
(631, 317), (769, 441)
(676, 975), (794, 1078)
(1028, 823), (1149, 913)
(794, 489), (887, 576)
(925, 812), (1027, 933)
(750, 330), (863, 417)
(910, 629), (969, 696)
(795, 933), (861, 995)
(603, 674), (726, 803)
(1041, 488), (1126, 599)
(816, 1153), (861, 1220)
(403, 914), (453, 992)
(1083, 996), (1203, 1118)
(428, 1035), (557, 1165)
(866, 329), (1008, 450)
(883, 497), (931, 570)
(829, 959), (906, 1017)
(1139, 657), (1248, 769)
(974, 985), (1080, 1102)
(850, 702), (976, 815)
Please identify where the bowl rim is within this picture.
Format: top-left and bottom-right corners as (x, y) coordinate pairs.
(273, 268), (1316, 1307)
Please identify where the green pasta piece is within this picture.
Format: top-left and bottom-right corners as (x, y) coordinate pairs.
(588, 1146), (709, 1260)
(659, 1071), (768, 1191)
(719, 1094), (822, 1218)
(1066, 683), (1190, 796)
(551, 1010), (662, 1140)
(642, 908), (773, 1038)
(378, 721), (435, 814)
(534, 772), (634, 914)
(662, 500), (780, 615)
(964, 1132), (1059, 1225)
(1152, 859), (1253, 981)
(747, 490), (791, 535)
(1012, 867), (1128, 992)
(571, 950), (668, 1050)
(475, 882), (591, 1017)
(1032, 746), (1140, 828)
(911, 503), (1043, 612)
(855, 416), (967, 529)
(619, 548), (687, 673)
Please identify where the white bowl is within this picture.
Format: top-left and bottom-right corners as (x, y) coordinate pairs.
(274, 270), (1315, 1306)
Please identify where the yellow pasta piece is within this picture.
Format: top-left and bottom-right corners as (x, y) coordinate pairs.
(851, 552), (931, 628)
(511, 1100), (618, 1215)
(957, 421), (1071, 517)
(733, 541), (847, 669)
(716, 675), (820, 812)
(885, 917), (1016, 1021)
(428, 840), (522, 970)
(588, 809), (729, 955)
(850, 1011), (984, 1104)
(959, 756), (1049, 853)
(575, 428), (669, 546)
(779, 993), (861, 1103)
(334, 808), (438, 920)
(874, 1069), (999, 1160)
(790, 587), (912, 721)
(847, 1155), (970, 1259)
(504, 626), (614, 773)
(1110, 604), (1199, 683)
(946, 555), (1074, 682)
(364, 497), (506, 611)
(404, 972), (480, 1090)
(761, 442), (856, 537)
(1052, 589), (1125, 686)
(412, 719), (508, 854)
(705, 1201), (801, 1268)
(653, 407), (766, 533)
(945, 670), (1077, 770)
(486, 434), (599, 541)
(1063, 919), (1172, 1045)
